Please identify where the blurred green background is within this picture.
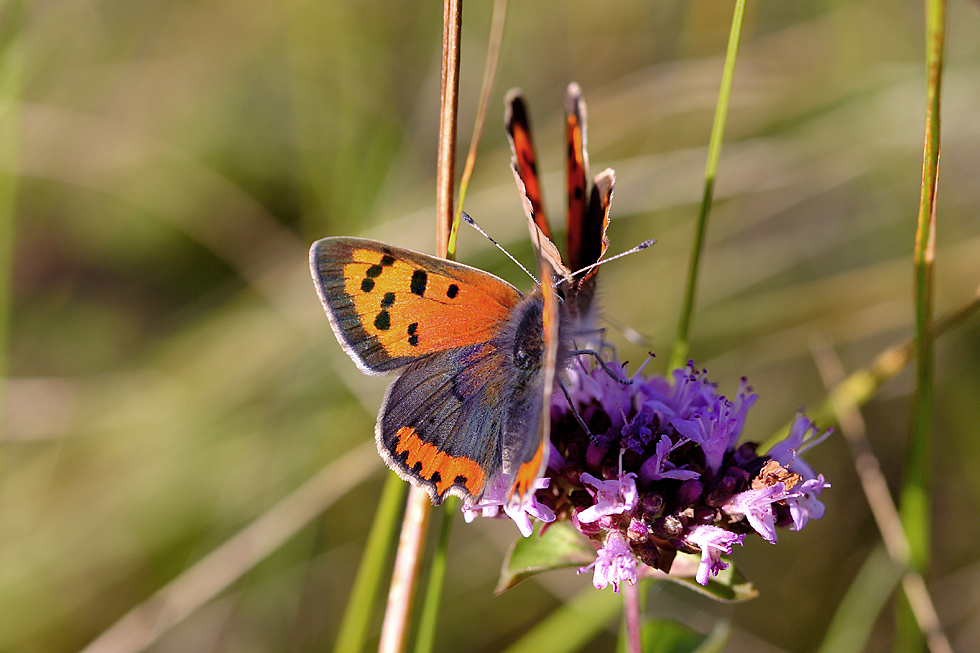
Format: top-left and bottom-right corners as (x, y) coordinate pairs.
(3, 0), (979, 651)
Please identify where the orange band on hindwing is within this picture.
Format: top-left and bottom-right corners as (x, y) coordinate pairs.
(393, 426), (486, 498)
(511, 437), (546, 500)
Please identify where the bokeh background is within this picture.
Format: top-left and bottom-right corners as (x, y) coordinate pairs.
(3, 0), (980, 651)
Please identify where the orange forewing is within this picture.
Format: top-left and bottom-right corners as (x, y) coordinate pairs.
(310, 237), (523, 373)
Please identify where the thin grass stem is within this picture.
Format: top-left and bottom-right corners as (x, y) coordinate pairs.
(668, 0), (746, 372)
(759, 289), (980, 452)
(79, 442), (380, 653)
(381, 488), (433, 653)
(810, 337), (952, 653)
(897, 0), (946, 646)
(435, 0), (463, 259)
(448, 0), (508, 258)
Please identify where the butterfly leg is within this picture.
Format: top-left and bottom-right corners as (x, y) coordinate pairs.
(557, 379), (599, 445)
(570, 349), (633, 386)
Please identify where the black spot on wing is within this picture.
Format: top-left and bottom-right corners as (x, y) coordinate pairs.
(447, 284), (459, 299)
(361, 278), (375, 293)
(374, 310), (391, 331)
(411, 270), (427, 296)
(381, 292), (395, 308)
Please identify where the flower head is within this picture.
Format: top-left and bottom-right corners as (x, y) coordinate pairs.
(464, 355), (831, 590)
(545, 357), (829, 587)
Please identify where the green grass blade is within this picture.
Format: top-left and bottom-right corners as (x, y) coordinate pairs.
(760, 292), (980, 453)
(668, 0), (746, 372)
(334, 473), (407, 653)
(817, 544), (902, 653)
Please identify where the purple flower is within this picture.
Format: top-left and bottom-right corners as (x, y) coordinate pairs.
(768, 413), (830, 481)
(462, 476), (556, 537)
(638, 435), (701, 483)
(621, 410), (654, 453)
(578, 471), (638, 523)
(786, 474), (830, 531)
(727, 378), (758, 443)
(722, 484), (791, 543)
(672, 405), (736, 475)
(686, 524), (745, 586)
(578, 531), (637, 593)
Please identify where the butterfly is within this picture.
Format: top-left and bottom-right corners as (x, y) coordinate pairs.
(309, 83), (615, 507)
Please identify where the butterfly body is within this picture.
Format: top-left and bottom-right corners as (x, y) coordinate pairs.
(311, 237), (570, 505)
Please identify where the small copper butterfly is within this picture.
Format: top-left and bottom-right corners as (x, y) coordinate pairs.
(310, 83), (616, 506)
(310, 238), (565, 505)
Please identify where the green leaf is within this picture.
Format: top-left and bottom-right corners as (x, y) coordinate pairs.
(495, 522), (597, 593)
(646, 552), (758, 603)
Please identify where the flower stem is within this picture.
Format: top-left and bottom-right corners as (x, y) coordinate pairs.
(623, 582), (642, 653)
(668, 0), (746, 372)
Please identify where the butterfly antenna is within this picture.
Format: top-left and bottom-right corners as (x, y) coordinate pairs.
(569, 239), (656, 280)
(462, 212), (539, 284)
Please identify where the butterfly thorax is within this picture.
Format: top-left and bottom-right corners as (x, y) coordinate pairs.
(496, 291), (572, 480)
